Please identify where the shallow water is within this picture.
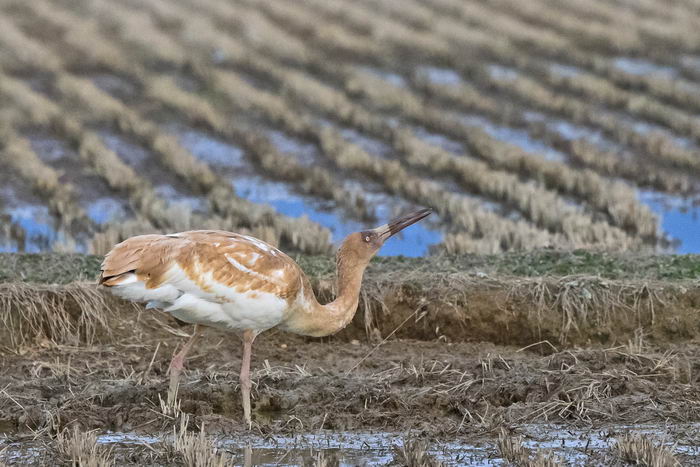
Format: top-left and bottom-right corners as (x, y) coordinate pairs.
(266, 130), (321, 166)
(549, 62), (582, 78)
(639, 190), (700, 253)
(487, 64), (520, 80)
(416, 65), (463, 86)
(612, 57), (678, 79)
(3, 424), (698, 466)
(459, 114), (569, 163)
(177, 126), (442, 256)
(356, 65), (407, 88)
(5, 205), (57, 252)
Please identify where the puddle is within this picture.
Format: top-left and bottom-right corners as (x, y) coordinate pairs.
(28, 131), (133, 224)
(0, 167), (70, 253)
(549, 62), (582, 78)
(356, 65), (407, 88)
(89, 73), (140, 102)
(459, 114), (568, 163)
(22, 73), (53, 95)
(234, 176), (441, 256)
(487, 64), (520, 80)
(622, 117), (697, 151)
(3, 424), (698, 465)
(525, 112), (626, 153)
(612, 57), (678, 79)
(176, 128), (248, 169)
(4, 205), (59, 253)
(416, 65), (463, 85)
(85, 197), (129, 225)
(338, 127), (392, 160)
(409, 125), (464, 155)
(153, 184), (207, 212)
(266, 130), (320, 166)
(100, 128), (207, 207)
(639, 190), (700, 253)
(176, 125), (441, 256)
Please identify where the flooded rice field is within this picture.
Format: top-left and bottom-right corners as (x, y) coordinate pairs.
(1, 0), (700, 464)
(1, 251), (699, 465)
(0, 0), (699, 255)
(3, 423), (699, 465)
(1, 331), (699, 465)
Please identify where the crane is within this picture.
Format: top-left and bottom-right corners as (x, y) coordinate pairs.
(99, 208), (431, 426)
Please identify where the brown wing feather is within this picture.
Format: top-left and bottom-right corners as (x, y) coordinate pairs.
(100, 230), (303, 303)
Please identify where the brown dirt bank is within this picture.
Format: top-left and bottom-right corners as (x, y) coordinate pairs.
(1, 273), (698, 353)
(0, 252), (698, 463)
(1, 331), (699, 437)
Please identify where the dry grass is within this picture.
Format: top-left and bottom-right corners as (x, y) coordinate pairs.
(497, 429), (562, 467)
(0, 282), (114, 351)
(222, 0), (664, 240)
(55, 426), (113, 467)
(2, 262), (698, 354)
(612, 433), (680, 467)
(145, 75), (374, 222)
(391, 438), (444, 467)
(0, 121), (87, 228)
(0, 0), (334, 255)
(169, 416), (231, 467)
(280, 0), (700, 178)
(0, 0), (698, 254)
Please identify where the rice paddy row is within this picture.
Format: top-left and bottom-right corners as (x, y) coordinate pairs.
(0, 0), (698, 253)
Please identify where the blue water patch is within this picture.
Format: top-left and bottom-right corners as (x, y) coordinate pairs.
(549, 63), (581, 77)
(154, 184), (207, 213)
(356, 66), (407, 88)
(171, 125), (441, 256)
(416, 66), (463, 85)
(612, 57), (678, 79)
(266, 130), (319, 166)
(340, 127), (393, 159)
(487, 64), (519, 80)
(409, 126), (464, 154)
(639, 190), (700, 253)
(98, 130), (151, 167)
(529, 114), (625, 153)
(177, 128), (247, 169)
(460, 114), (568, 162)
(5, 206), (58, 252)
(86, 198), (129, 225)
(234, 176), (440, 256)
(625, 118), (696, 150)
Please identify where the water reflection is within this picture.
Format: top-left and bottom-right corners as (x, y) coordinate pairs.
(416, 66), (463, 85)
(639, 190), (700, 253)
(459, 114), (568, 163)
(5, 205), (57, 252)
(178, 127), (442, 256)
(5, 424), (697, 466)
(612, 57), (678, 78)
(356, 66), (407, 88)
(86, 198), (129, 225)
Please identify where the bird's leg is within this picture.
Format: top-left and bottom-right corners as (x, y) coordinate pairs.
(240, 329), (256, 428)
(168, 324), (200, 400)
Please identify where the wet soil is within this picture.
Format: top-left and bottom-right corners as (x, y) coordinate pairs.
(1, 317), (699, 464)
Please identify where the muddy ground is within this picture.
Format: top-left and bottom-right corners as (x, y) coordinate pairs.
(2, 322), (700, 464)
(1, 252), (699, 464)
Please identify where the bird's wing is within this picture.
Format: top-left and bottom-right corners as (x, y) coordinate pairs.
(100, 230), (303, 304)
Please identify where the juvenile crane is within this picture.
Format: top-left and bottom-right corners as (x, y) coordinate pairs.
(99, 208), (431, 426)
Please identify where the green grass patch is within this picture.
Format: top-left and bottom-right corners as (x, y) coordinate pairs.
(1, 250), (699, 284)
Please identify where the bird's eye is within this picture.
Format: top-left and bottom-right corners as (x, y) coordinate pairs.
(365, 235), (371, 242)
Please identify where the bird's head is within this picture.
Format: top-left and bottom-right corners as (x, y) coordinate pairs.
(338, 208), (433, 263)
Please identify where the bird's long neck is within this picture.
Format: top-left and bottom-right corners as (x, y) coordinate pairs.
(285, 250), (369, 337)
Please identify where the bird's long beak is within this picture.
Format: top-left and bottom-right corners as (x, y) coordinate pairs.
(373, 208), (432, 239)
